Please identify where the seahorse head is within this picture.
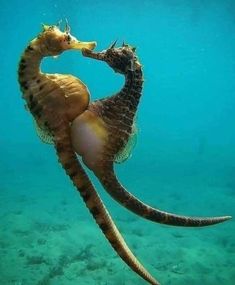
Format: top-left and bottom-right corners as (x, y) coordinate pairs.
(34, 22), (96, 56)
(83, 42), (140, 74)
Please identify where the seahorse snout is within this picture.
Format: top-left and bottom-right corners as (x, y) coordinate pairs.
(68, 38), (97, 51)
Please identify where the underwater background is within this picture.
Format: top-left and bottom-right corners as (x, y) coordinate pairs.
(0, 0), (235, 284)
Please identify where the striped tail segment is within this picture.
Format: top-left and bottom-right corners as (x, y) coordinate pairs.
(46, 112), (160, 285)
(97, 165), (231, 227)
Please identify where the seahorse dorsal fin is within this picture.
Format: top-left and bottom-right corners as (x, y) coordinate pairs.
(33, 119), (54, 145)
(114, 121), (138, 164)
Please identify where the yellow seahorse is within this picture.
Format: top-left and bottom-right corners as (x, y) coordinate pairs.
(18, 23), (159, 285)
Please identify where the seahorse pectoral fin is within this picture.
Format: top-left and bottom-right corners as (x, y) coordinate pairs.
(115, 122), (138, 163)
(25, 104), (53, 144)
(97, 166), (232, 227)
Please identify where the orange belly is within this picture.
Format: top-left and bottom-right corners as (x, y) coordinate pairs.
(71, 110), (108, 170)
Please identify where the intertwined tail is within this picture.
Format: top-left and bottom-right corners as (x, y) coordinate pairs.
(48, 113), (159, 285)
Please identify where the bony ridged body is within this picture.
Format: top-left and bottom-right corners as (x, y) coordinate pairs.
(18, 24), (159, 285)
(75, 46), (231, 228)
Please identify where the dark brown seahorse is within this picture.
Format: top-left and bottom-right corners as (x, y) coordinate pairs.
(18, 24), (159, 285)
(70, 43), (232, 227)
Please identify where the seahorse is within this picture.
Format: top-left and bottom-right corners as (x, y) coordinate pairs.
(71, 43), (232, 227)
(18, 24), (159, 285)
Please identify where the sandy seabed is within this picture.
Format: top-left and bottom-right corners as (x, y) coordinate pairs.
(1, 163), (234, 285)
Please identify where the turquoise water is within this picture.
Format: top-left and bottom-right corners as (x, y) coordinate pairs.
(1, 0), (235, 284)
